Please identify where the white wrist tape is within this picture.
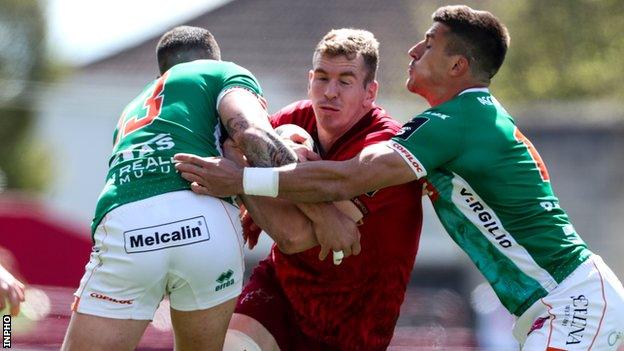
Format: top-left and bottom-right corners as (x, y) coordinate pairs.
(243, 167), (279, 197)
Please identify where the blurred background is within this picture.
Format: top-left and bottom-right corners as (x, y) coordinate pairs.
(1, 0), (623, 350)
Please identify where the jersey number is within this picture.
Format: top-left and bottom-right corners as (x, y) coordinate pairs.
(514, 127), (550, 181)
(114, 72), (169, 146)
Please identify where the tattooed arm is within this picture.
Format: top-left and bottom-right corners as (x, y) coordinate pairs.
(218, 89), (296, 167)
(215, 90), (361, 259)
(216, 138), (360, 257)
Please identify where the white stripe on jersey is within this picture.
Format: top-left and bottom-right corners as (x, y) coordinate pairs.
(450, 174), (558, 292)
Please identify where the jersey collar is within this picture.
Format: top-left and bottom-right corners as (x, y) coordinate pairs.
(458, 87), (490, 95)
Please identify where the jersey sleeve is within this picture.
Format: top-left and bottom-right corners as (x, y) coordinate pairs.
(219, 62), (264, 97)
(388, 110), (464, 178)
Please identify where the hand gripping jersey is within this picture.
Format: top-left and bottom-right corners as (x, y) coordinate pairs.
(388, 88), (592, 316)
(91, 60), (262, 234)
(269, 100), (423, 350)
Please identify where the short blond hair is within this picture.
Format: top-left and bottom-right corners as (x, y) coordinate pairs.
(313, 28), (379, 86)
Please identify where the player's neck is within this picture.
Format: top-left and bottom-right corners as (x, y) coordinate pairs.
(317, 127), (342, 152)
(317, 115), (364, 152)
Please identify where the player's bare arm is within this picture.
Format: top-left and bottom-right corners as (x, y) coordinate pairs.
(241, 197), (317, 253)
(217, 89), (297, 167)
(189, 115), (361, 259)
(174, 142), (417, 202)
(238, 193), (360, 259)
(279, 143), (417, 201)
(220, 139), (319, 254)
(294, 202), (360, 260)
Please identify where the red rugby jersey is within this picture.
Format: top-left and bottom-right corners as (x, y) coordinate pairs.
(269, 100), (423, 350)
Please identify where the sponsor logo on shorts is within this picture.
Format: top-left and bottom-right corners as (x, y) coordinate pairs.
(124, 216), (210, 253)
(562, 294), (589, 345)
(527, 316), (549, 336)
(608, 330), (623, 346)
(89, 292), (133, 305)
(215, 269), (235, 291)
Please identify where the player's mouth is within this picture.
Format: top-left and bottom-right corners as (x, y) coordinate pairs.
(320, 105), (340, 112)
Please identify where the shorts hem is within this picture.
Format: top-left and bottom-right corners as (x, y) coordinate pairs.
(170, 284), (242, 312)
(74, 306), (154, 321)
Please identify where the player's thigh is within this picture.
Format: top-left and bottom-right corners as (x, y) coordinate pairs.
(226, 313), (278, 351)
(165, 194), (245, 312)
(170, 297), (237, 351)
(61, 311), (150, 351)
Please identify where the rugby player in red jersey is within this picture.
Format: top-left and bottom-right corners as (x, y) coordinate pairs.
(219, 29), (424, 351)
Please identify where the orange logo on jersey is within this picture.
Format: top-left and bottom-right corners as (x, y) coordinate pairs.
(514, 127), (550, 181)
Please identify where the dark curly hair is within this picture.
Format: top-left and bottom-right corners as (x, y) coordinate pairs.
(156, 26), (221, 74)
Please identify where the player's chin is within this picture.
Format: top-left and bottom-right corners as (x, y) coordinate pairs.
(317, 115), (348, 131)
(407, 81), (427, 96)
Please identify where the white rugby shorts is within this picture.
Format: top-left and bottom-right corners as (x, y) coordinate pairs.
(72, 190), (244, 320)
(513, 255), (624, 350)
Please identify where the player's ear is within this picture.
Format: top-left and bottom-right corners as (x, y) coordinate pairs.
(307, 69), (314, 94)
(363, 80), (378, 107)
(449, 55), (469, 77)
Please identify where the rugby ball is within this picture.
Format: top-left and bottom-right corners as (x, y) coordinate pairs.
(274, 124), (314, 150)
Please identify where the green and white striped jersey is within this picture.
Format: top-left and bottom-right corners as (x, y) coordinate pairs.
(389, 88), (592, 316)
(92, 59), (262, 234)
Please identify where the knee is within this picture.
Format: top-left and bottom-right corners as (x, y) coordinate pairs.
(227, 313), (280, 351)
(223, 329), (262, 351)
